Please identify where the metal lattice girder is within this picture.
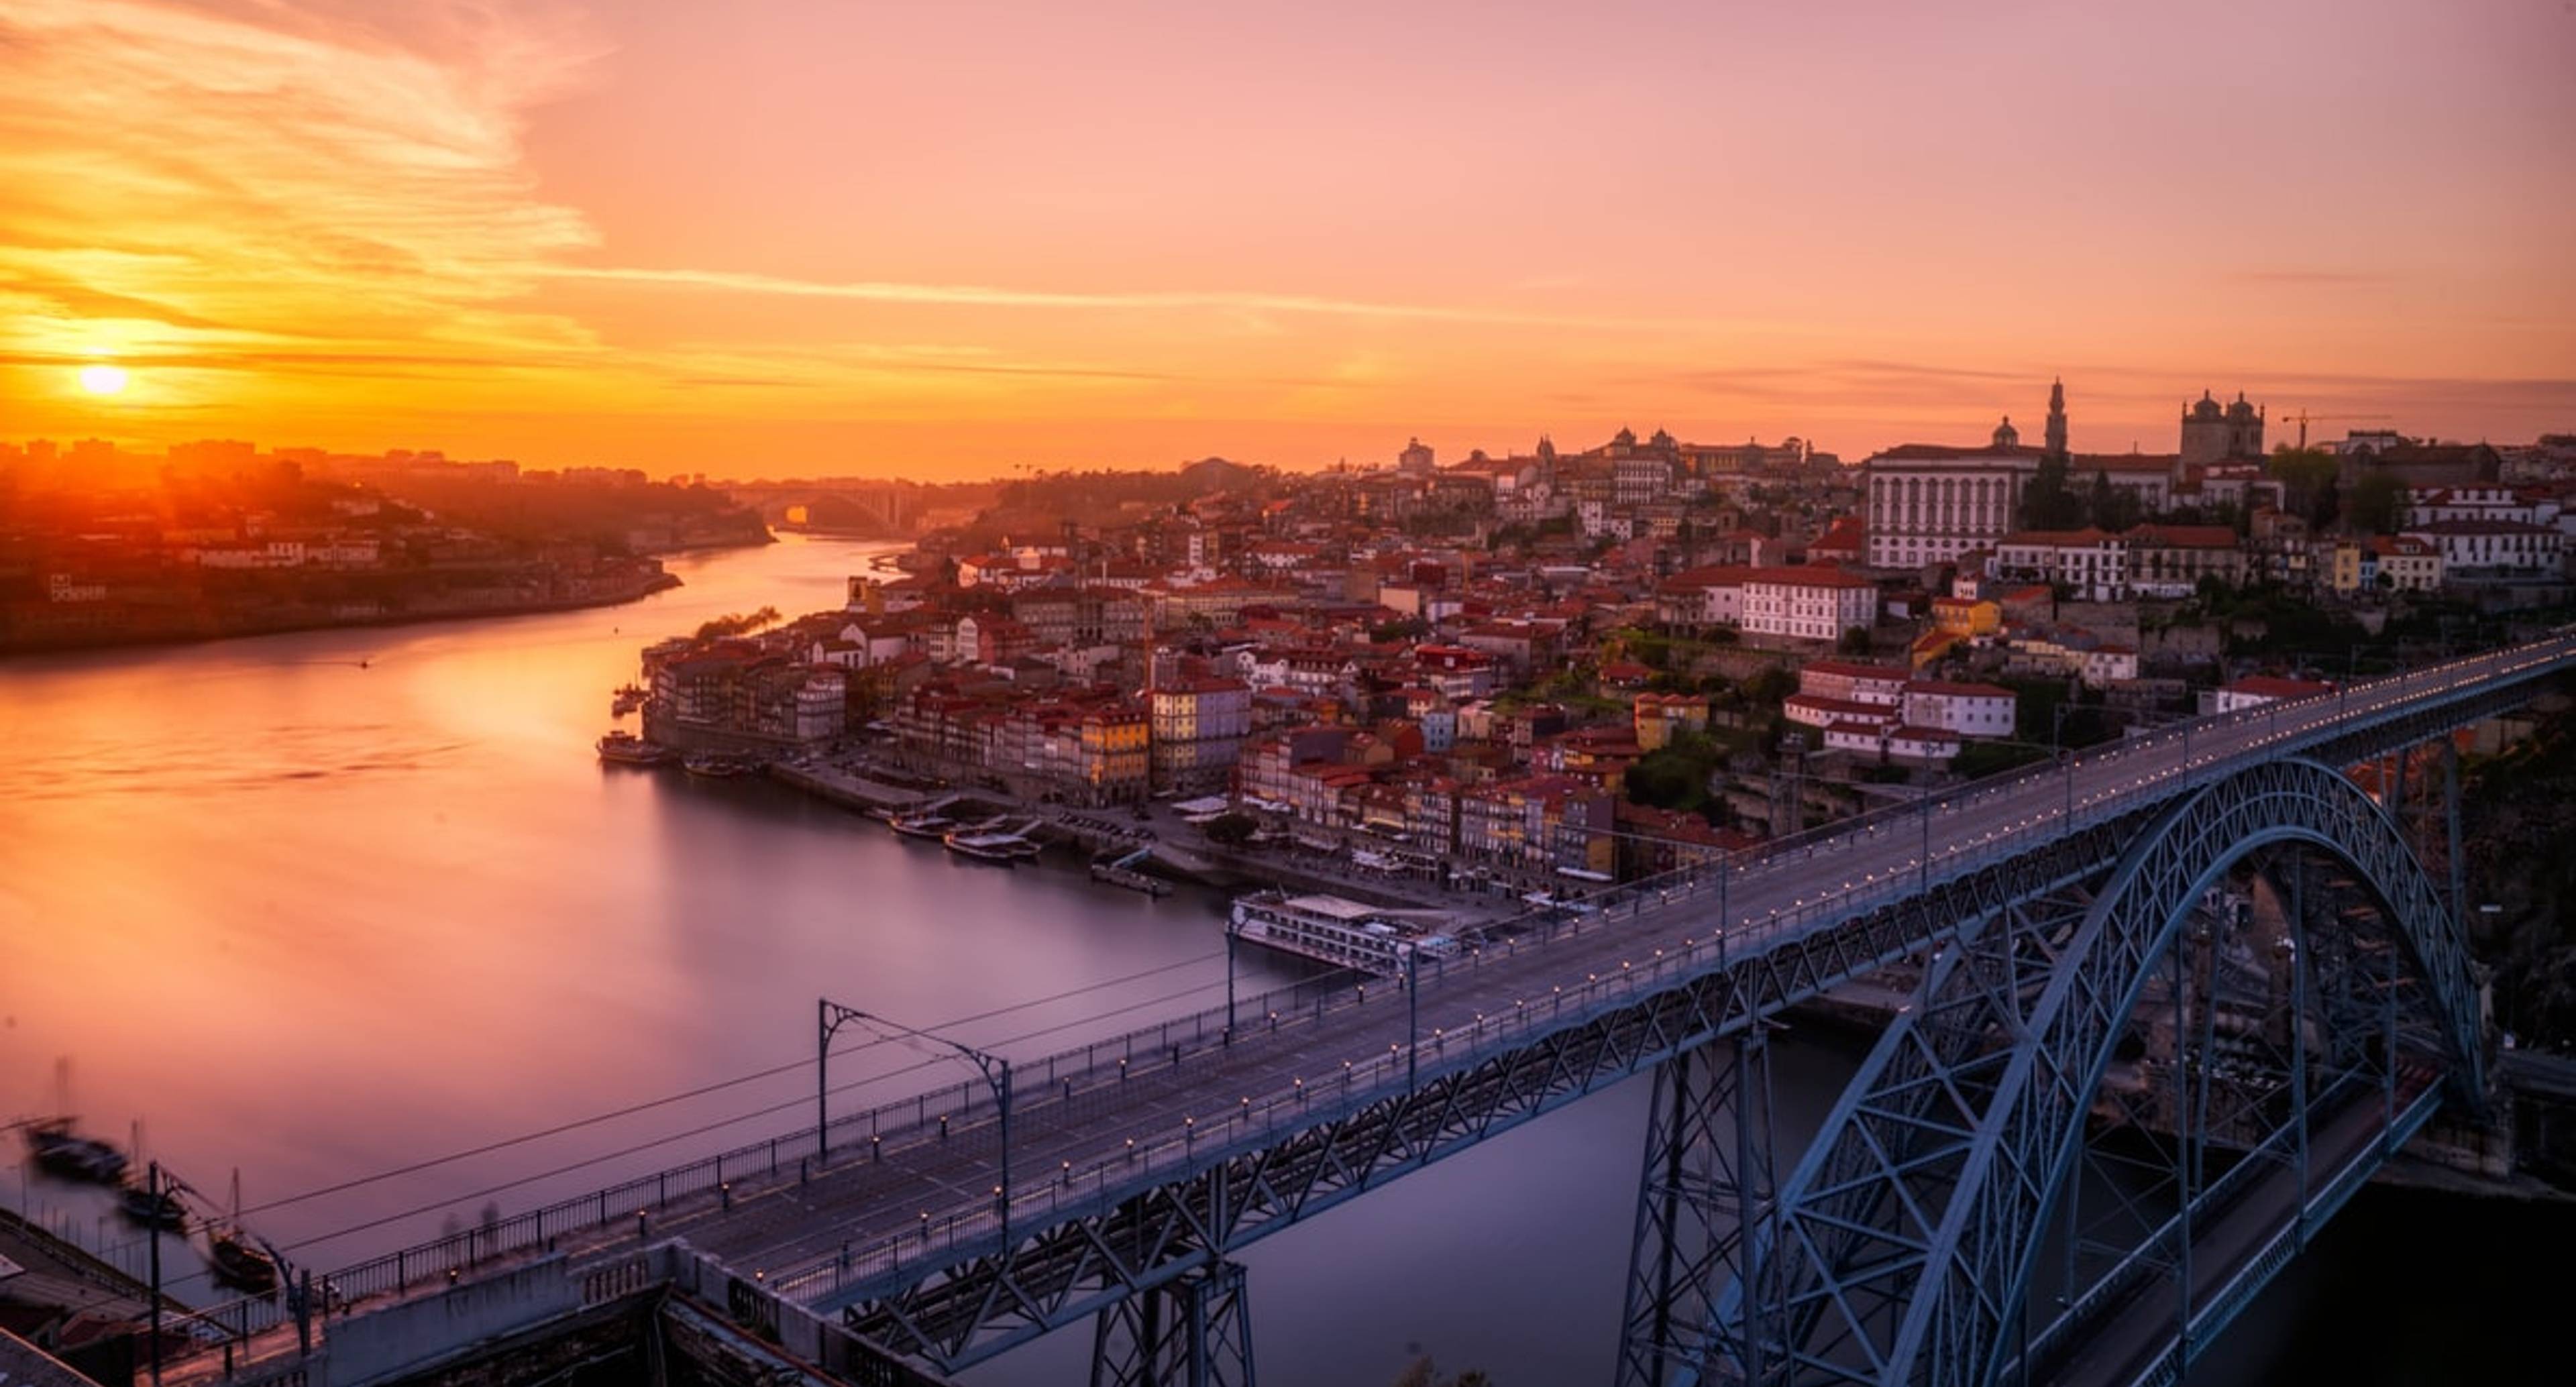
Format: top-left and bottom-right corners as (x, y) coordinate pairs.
(842, 821), (2149, 1371)
(1091, 1259), (1254, 1387)
(826, 644), (2562, 1376)
(1618, 1032), (1778, 1387)
(1738, 757), (2481, 1387)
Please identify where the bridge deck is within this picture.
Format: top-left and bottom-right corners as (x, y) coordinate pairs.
(167, 637), (2574, 1378)
(541, 640), (2572, 1302)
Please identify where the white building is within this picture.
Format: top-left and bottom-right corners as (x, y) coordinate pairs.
(2212, 675), (2335, 713)
(1994, 529), (2130, 602)
(2401, 520), (2562, 578)
(1741, 567), (1878, 643)
(1863, 430), (2039, 569)
(1900, 681), (2017, 737)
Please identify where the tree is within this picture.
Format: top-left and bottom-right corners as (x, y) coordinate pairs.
(2267, 444), (2339, 526)
(2348, 469), (2405, 535)
(692, 606), (781, 641)
(2086, 470), (2141, 532)
(2018, 455), (2081, 530)
(1203, 812), (1258, 846)
(1625, 731), (1722, 813)
(1837, 626), (1874, 655)
(1741, 665), (1795, 708)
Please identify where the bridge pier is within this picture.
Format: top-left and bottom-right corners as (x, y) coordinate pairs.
(1089, 1260), (1254, 1387)
(1615, 1030), (1776, 1387)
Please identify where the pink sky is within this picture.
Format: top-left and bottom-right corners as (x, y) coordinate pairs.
(2, 0), (2571, 477)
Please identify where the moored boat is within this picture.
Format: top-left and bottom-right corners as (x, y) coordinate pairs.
(943, 830), (1037, 863)
(23, 1120), (127, 1185)
(597, 731), (674, 767)
(888, 812), (956, 839)
(682, 753), (753, 777)
(117, 1185), (187, 1232)
(209, 1230), (280, 1292)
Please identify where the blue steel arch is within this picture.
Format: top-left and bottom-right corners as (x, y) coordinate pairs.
(1731, 756), (2480, 1387)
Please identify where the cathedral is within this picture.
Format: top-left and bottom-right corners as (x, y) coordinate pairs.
(2180, 390), (2265, 467)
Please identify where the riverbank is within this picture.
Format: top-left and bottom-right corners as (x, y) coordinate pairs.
(1, 564), (686, 659)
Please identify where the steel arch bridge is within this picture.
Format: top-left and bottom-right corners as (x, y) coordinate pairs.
(1629, 757), (2481, 1387)
(156, 638), (2575, 1387)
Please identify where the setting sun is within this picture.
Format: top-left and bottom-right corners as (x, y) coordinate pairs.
(77, 363), (128, 396)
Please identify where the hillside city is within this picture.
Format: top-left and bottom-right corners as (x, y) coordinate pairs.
(610, 384), (2576, 899)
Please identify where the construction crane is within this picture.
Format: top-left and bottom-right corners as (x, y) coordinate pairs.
(2282, 408), (2394, 450)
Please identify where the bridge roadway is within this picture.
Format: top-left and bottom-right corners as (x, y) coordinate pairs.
(515, 634), (2573, 1313)
(2043, 1071), (2444, 1387)
(148, 635), (2561, 1386)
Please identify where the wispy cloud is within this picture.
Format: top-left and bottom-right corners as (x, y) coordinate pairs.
(538, 264), (1697, 333)
(0, 1), (599, 330)
(2227, 269), (2399, 287)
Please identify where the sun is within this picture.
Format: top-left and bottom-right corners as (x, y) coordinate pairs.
(78, 364), (129, 396)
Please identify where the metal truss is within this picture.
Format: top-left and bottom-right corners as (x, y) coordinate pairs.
(1090, 1259), (1254, 1387)
(1729, 757), (2481, 1387)
(839, 818), (2149, 1371)
(1618, 1030), (1779, 1387)
(830, 664), (2549, 1379)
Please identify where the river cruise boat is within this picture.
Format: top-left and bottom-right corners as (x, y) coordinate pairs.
(1228, 891), (1461, 977)
(596, 731), (674, 767)
(610, 684), (647, 716)
(943, 830), (1040, 864)
(681, 753), (755, 777)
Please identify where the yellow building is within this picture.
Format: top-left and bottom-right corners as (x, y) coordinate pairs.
(1079, 704), (1150, 801)
(1633, 692), (1711, 751)
(1930, 596), (2000, 639)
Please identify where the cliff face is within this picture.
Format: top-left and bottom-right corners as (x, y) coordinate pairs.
(2462, 689), (2576, 1049)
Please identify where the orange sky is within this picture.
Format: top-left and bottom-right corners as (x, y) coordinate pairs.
(3, 0), (2572, 479)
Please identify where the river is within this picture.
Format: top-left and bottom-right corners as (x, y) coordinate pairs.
(0, 534), (2559, 1386)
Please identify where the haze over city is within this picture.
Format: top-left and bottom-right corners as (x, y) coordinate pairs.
(4, 0), (2573, 478)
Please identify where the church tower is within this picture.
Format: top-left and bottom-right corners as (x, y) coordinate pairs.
(2044, 378), (2069, 460)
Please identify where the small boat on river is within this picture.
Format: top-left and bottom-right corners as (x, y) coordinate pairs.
(888, 812), (956, 839)
(598, 731), (674, 767)
(117, 1184), (188, 1232)
(23, 1119), (128, 1185)
(943, 830), (1040, 864)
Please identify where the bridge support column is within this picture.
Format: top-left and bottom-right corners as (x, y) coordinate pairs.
(1090, 1260), (1254, 1387)
(1615, 1030), (1774, 1387)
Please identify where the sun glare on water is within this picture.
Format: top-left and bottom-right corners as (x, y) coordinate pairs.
(78, 364), (129, 395)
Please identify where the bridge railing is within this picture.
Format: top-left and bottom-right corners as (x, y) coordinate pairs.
(759, 636), (2576, 1302)
(172, 637), (2576, 1343)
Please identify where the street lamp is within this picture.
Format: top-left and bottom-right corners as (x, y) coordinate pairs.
(819, 999), (1016, 1244)
(1402, 942), (1422, 1091)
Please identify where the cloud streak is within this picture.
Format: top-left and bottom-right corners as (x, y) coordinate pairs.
(538, 264), (1703, 333)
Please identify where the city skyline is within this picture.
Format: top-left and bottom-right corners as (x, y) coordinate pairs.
(3, 0), (2573, 478)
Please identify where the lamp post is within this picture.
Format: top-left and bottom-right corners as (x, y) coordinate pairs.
(1224, 907), (1240, 1044)
(147, 1160), (163, 1387)
(819, 998), (1015, 1245)
(1403, 943), (1421, 1091)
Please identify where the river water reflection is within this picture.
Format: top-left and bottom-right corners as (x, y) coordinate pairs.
(0, 535), (2549, 1385)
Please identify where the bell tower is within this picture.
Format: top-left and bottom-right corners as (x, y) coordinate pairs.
(2045, 378), (2069, 461)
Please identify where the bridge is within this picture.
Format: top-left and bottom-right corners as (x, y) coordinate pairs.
(164, 634), (2576, 1387)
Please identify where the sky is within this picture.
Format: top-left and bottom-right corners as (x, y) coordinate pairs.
(1, 0), (2572, 480)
